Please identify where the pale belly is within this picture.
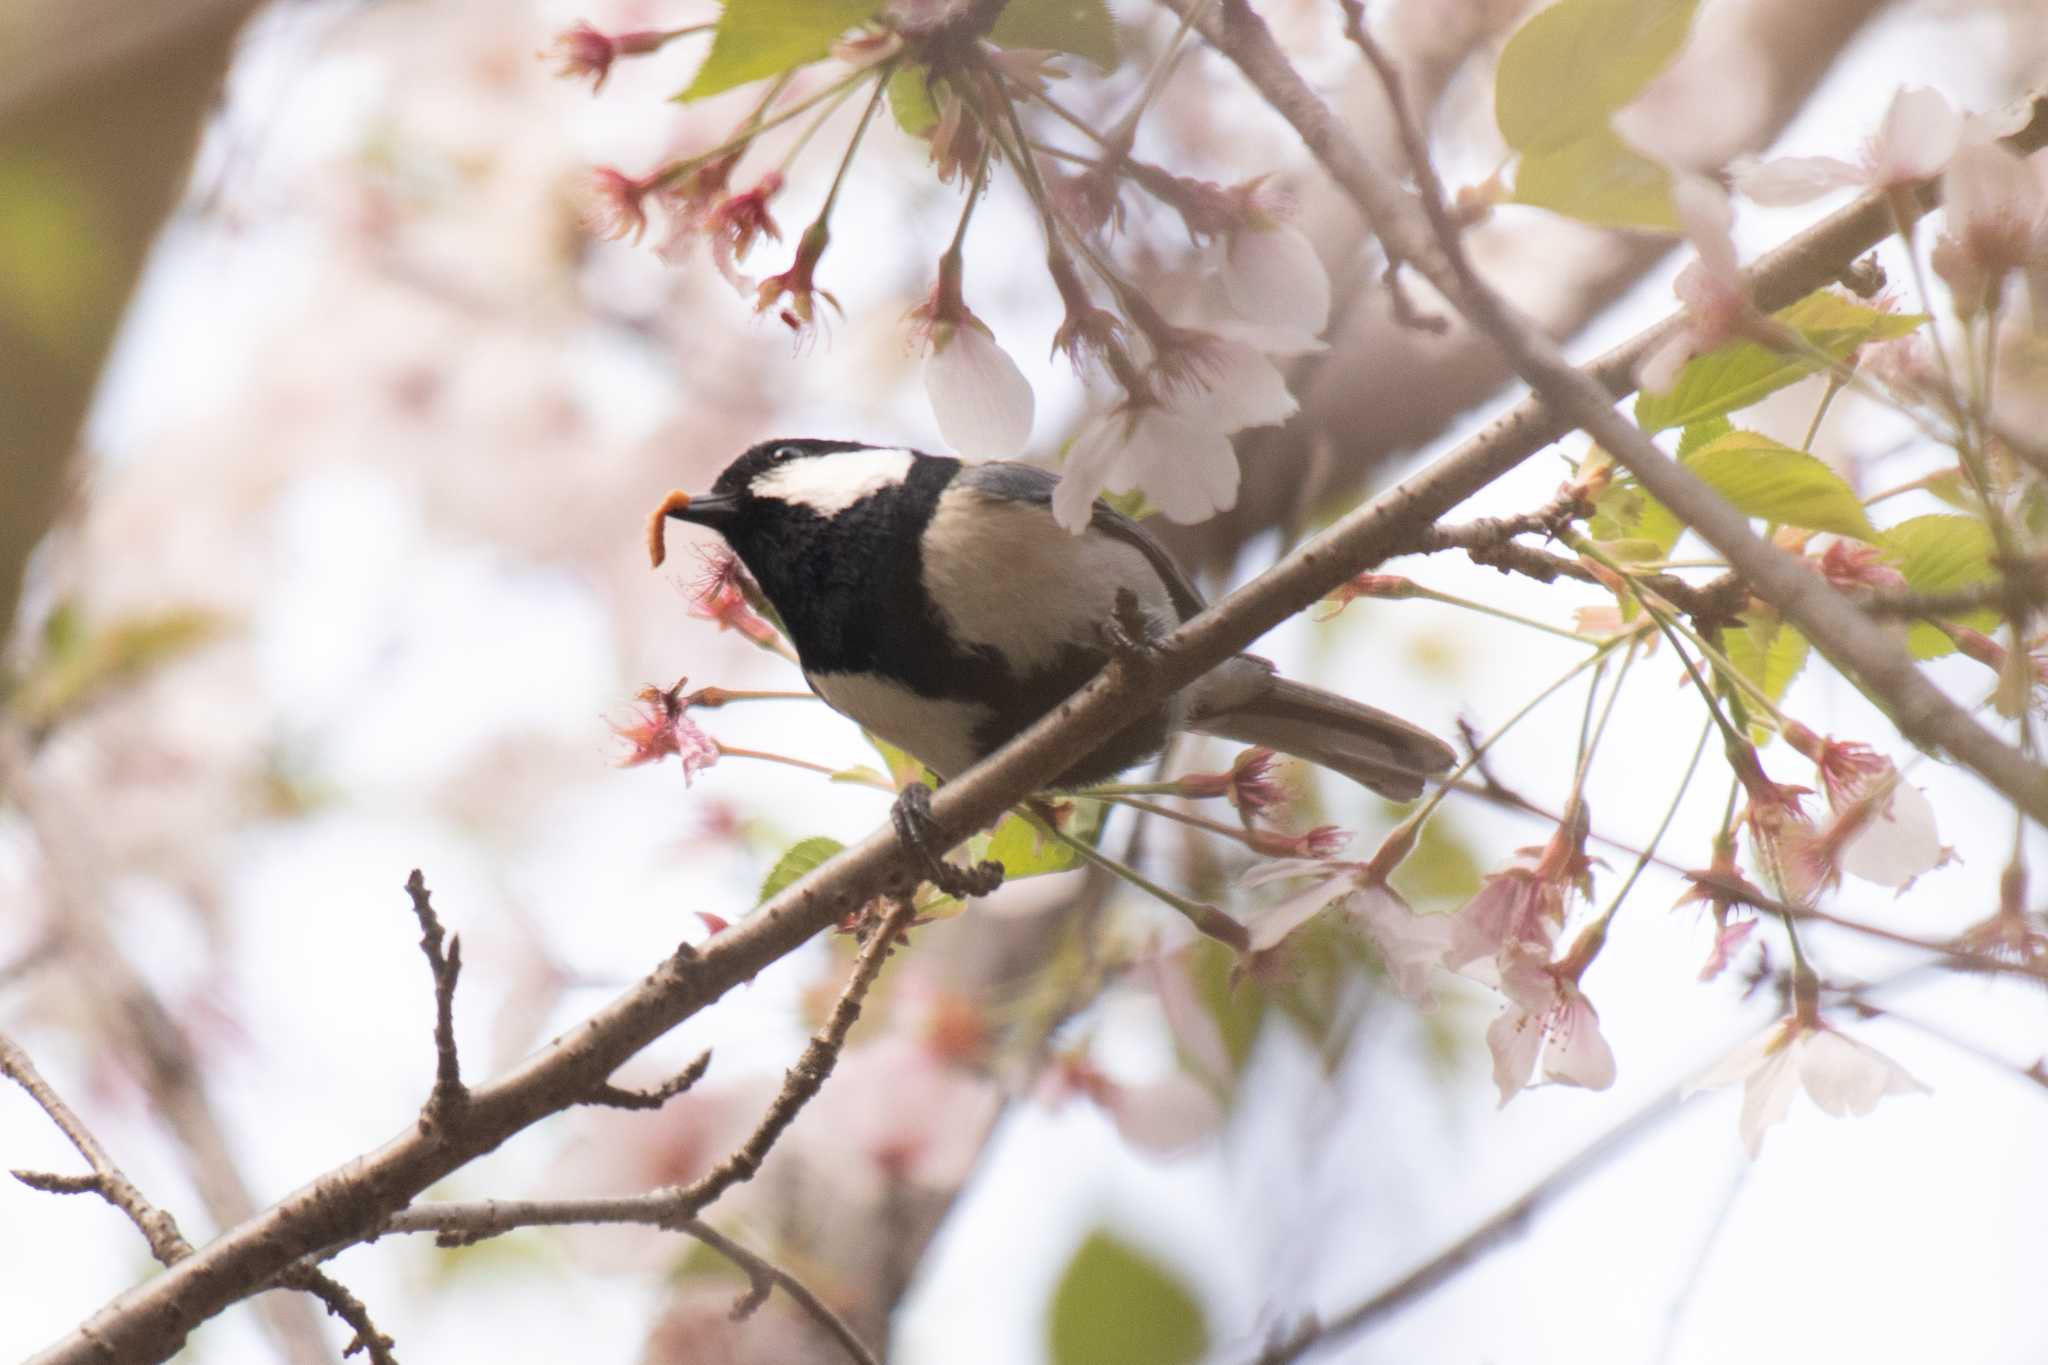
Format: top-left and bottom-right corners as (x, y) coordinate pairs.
(805, 670), (993, 779)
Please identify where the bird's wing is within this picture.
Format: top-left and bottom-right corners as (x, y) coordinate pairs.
(957, 461), (1207, 621)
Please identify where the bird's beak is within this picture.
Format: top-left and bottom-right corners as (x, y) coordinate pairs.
(646, 489), (741, 567)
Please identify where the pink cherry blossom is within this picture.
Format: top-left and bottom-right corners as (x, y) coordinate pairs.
(1781, 723), (1945, 891)
(1637, 176), (1752, 393)
(1487, 948), (1616, 1105)
(1931, 142), (2048, 317)
(1691, 1014), (1928, 1158)
(1734, 86), (1962, 205)
(542, 21), (667, 94)
(610, 680), (718, 784)
(1239, 860), (1449, 1005)
(586, 166), (660, 244)
(1443, 812), (1589, 978)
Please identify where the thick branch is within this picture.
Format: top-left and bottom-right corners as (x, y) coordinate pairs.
(32, 54), (1993, 1365)
(1179, 0), (2048, 821)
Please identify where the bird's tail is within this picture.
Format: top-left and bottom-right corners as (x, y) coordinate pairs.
(1186, 658), (1456, 801)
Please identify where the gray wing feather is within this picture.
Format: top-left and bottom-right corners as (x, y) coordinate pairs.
(957, 462), (1206, 621)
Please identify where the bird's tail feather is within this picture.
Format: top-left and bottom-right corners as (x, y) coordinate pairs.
(1188, 663), (1456, 801)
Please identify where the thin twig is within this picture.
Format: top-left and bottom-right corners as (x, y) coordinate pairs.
(584, 1049), (713, 1111)
(1256, 1089), (1688, 1363)
(274, 1263), (399, 1365)
(391, 897), (918, 1251)
(1, 1031), (193, 1268)
(405, 869), (468, 1135)
(679, 1217), (881, 1365)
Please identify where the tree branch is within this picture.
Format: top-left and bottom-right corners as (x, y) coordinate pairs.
(31, 44), (2005, 1365)
(2, 1032), (194, 1268)
(1183, 0), (2048, 821)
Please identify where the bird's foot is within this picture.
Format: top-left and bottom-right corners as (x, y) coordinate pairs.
(890, 782), (1005, 899)
(1096, 588), (1162, 681)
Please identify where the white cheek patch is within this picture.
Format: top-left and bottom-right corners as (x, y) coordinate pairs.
(752, 447), (918, 514)
(921, 486), (1175, 675)
(807, 671), (991, 778)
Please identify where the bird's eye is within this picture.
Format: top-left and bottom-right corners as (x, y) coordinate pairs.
(773, 443), (804, 461)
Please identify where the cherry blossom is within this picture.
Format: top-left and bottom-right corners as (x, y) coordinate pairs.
(1038, 1053), (1223, 1156)
(586, 166), (660, 243)
(1443, 811), (1590, 978)
(542, 21), (668, 94)
(908, 271), (1034, 459)
(1930, 141), (2048, 318)
(1733, 86), (1962, 205)
(1782, 722), (1945, 891)
(1637, 176), (1752, 393)
(674, 169), (783, 284)
(1239, 858), (1449, 1005)
(610, 680), (718, 784)
(1486, 947), (1616, 1105)
(1691, 1014), (1928, 1157)
(688, 549), (782, 649)
(755, 223), (840, 342)
(1052, 403), (1238, 530)
(1175, 746), (1293, 821)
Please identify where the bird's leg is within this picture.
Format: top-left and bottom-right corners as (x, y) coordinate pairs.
(890, 781), (1005, 899)
(1096, 588), (1162, 681)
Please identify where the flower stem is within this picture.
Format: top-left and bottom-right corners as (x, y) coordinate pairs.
(1022, 807), (1249, 950)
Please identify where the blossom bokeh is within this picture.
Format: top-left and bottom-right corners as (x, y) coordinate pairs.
(6, 1), (2048, 1363)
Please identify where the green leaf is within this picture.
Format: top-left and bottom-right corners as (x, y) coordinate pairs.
(1635, 290), (1928, 432)
(1720, 610), (1809, 738)
(1589, 476), (1683, 556)
(1100, 488), (1157, 521)
(10, 606), (222, 729)
(1682, 430), (1878, 541)
(758, 836), (845, 904)
(864, 731), (931, 789)
(1047, 1230), (1208, 1365)
(1511, 127), (1676, 231)
(1676, 414), (1732, 459)
(1882, 514), (1999, 658)
(886, 65), (940, 136)
(961, 803), (1105, 881)
(1496, 0), (1700, 154)
(678, 0), (878, 101)
(991, 0), (1118, 69)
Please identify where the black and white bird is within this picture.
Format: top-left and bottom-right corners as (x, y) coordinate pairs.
(652, 438), (1455, 800)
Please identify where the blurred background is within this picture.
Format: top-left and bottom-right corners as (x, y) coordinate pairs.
(4, 0), (2048, 1361)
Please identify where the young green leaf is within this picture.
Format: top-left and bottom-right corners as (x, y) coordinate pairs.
(1589, 475), (1683, 556)
(886, 64), (940, 135)
(677, 0), (877, 102)
(758, 835), (846, 904)
(1720, 610), (1809, 739)
(1047, 1230), (1208, 1365)
(1495, 0), (1699, 154)
(1882, 513), (1999, 658)
(991, 0), (1118, 70)
(1511, 127), (1677, 231)
(1635, 290), (1926, 432)
(1683, 430), (1878, 541)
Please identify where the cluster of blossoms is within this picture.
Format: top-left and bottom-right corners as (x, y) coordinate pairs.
(555, 12), (1332, 531)
(1641, 87), (2044, 395)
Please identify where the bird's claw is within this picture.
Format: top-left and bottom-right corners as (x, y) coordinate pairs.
(890, 782), (1005, 899)
(1096, 588), (1161, 679)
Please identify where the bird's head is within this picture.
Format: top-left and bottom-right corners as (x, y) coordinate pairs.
(647, 438), (920, 565)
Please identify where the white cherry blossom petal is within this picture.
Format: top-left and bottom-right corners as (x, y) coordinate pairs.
(1872, 86), (1961, 185)
(1221, 222), (1331, 336)
(1798, 1028), (1929, 1117)
(1736, 1040), (1803, 1158)
(1541, 992), (1617, 1091)
(925, 325), (1035, 459)
(1731, 154), (1866, 206)
(1107, 1074), (1225, 1155)
(1169, 338), (1298, 432)
(1839, 781), (1942, 889)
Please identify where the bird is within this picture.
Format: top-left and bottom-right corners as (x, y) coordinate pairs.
(649, 439), (1456, 819)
